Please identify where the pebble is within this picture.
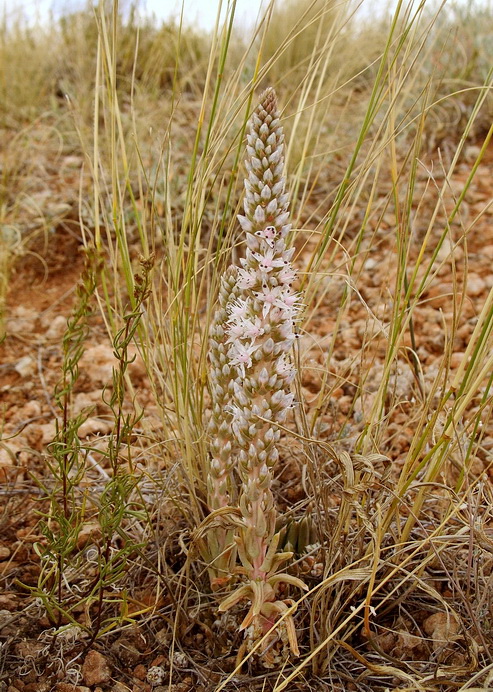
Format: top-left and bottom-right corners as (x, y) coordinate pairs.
(6, 307), (37, 334)
(44, 315), (68, 339)
(449, 352), (465, 369)
(466, 273), (486, 297)
(78, 417), (112, 438)
(133, 664), (147, 681)
(20, 401), (42, 418)
(80, 344), (117, 385)
(38, 423), (57, 444)
(82, 650), (111, 686)
(423, 611), (459, 652)
(0, 546), (11, 560)
(76, 522), (102, 550)
(14, 356), (36, 378)
(110, 638), (141, 667)
(426, 282), (454, 308)
(73, 390), (103, 414)
(24, 681), (50, 692)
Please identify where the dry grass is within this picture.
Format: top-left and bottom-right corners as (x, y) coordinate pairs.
(1, 0), (493, 690)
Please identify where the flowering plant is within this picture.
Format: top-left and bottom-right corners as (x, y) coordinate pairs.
(206, 88), (307, 663)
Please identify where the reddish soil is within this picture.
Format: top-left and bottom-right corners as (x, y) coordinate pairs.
(1, 140), (493, 690)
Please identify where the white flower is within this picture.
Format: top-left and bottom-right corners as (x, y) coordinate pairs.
(273, 290), (302, 313)
(278, 319), (297, 341)
(228, 341), (258, 376)
(227, 298), (250, 320)
(253, 248), (287, 274)
(240, 316), (264, 339)
(278, 266), (297, 285)
(226, 316), (264, 342)
(275, 355), (293, 376)
(227, 320), (249, 341)
(253, 285), (284, 318)
(237, 268), (258, 289)
(254, 225), (277, 248)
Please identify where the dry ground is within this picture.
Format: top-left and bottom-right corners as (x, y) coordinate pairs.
(1, 133), (493, 691)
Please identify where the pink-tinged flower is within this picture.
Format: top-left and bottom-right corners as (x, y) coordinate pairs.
(253, 285), (284, 318)
(237, 268), (258, 289)
(255, 225), (277, 248)
(253, 248), (287, 274)
(227, 320), (249, 341)
(277, 320), (296, 341)
(228, 341), (258, 376)
(275, 355), (293, 376)
(278, 266), (297, 285)
(273, 290), (302, 313)
(226, 316), (264, 342)
(240, 316), (264, 339)
(227, 298), (250, 320)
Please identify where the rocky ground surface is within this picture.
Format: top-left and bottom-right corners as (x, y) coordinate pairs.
(1, 138), (493, 691)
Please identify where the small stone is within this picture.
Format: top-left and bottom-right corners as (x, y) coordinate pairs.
(149, 655), (166, 667)
(466, 273), (486, 297)
(0, 546), (11, 560)
(6, 307), (37, 334)
(426, 282), (454, 308)
(363, 257), (378, 271)
(423, 611), (459, 652)
(449, 352), (465, 369)
(0, 610), (25, 636)
(76, 522), (102, 550)
(73, 390), (103, 414)
(80, 345), (116, 385)
(39, 422), (57, 444)
(14, 356), (36, 378)
(133, 664), (147, 681)
(134, 685), (151, 692)
(464, 144), (481, 162)
(110, 638), (141, 666)
(24, 682), (50, 692)
(45, 315), (67, 339)
(0, 595), (18, 610)
(78, 417), (111, 438)
(154, 628), (169, 647)
(21, 401), (42, 418)
(82, 650), (111, 686)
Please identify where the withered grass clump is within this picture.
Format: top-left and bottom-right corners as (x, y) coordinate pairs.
(1, 0), (493, 690)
